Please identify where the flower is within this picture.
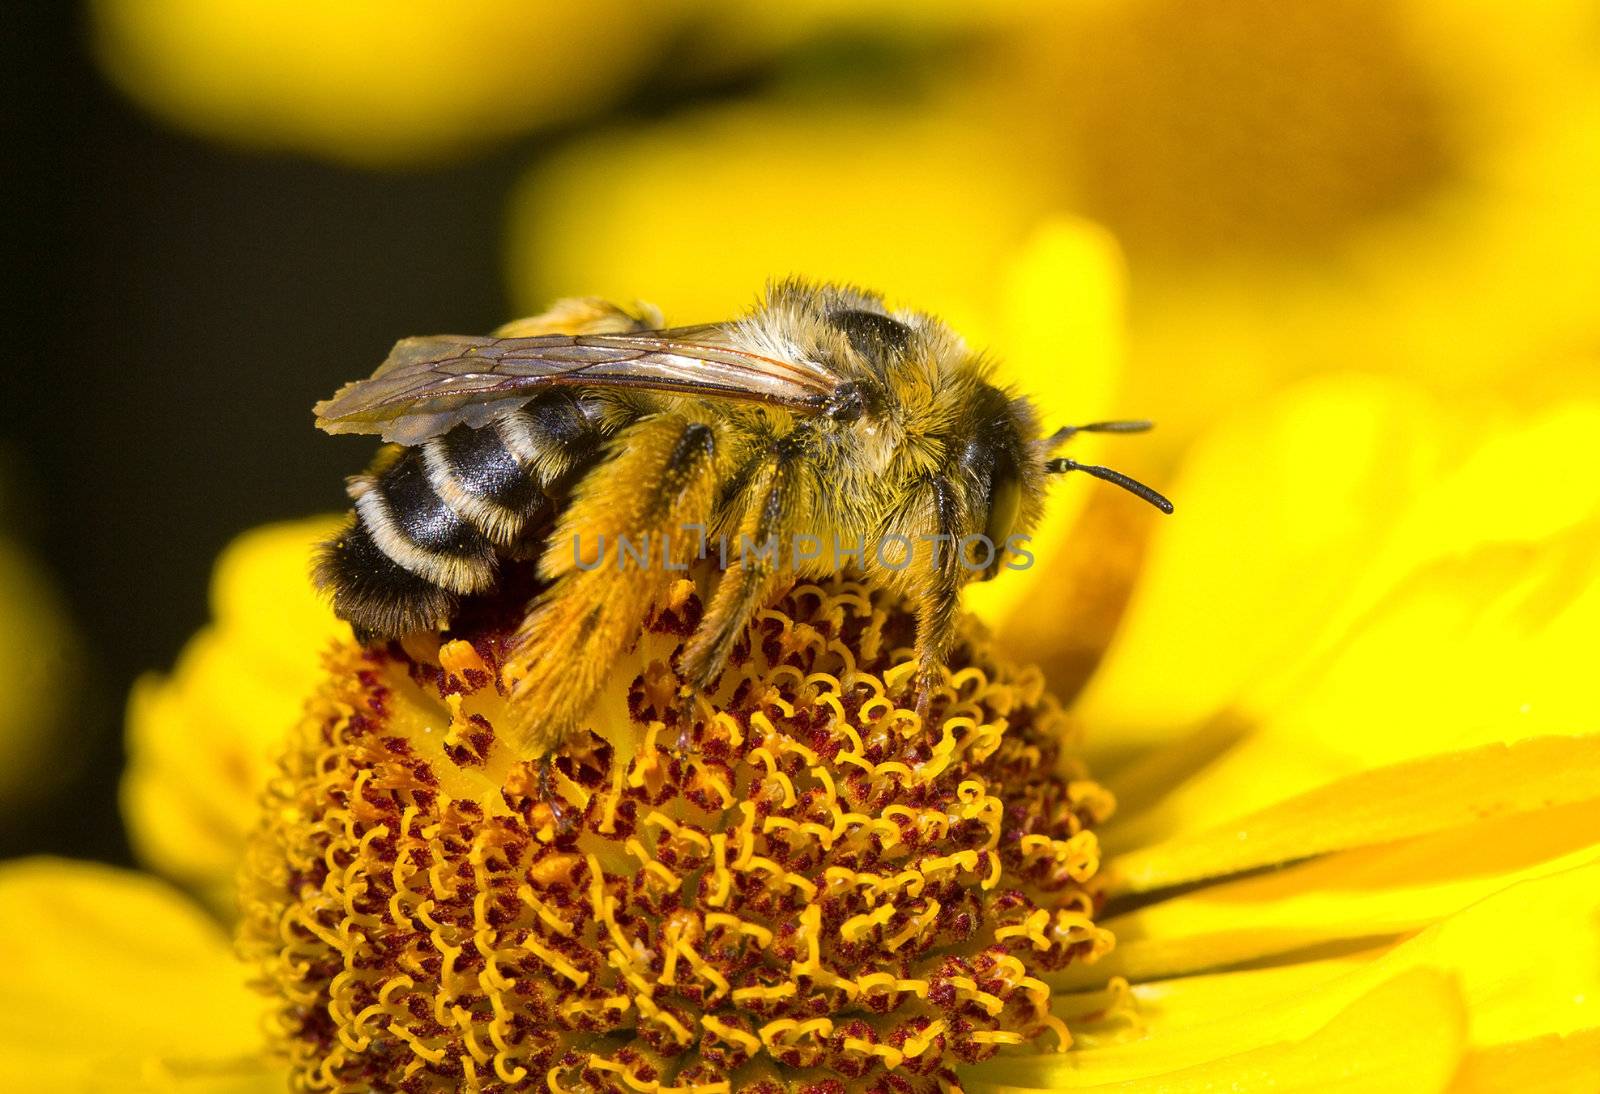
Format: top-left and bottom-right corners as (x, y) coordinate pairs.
(32, 5), (1598, 1087)
(0, 533), (78, 813)
(123, 518), (347, 914)
(1021, 0), (1600, 441)
(5, 361), (1597, 1088)
(1004, 0), (1600, 444)
(239, 577), (1113, 1090)
(504, 0), (1600, 445)
(503, 96), (1054, 352)
(88, 0), (684, 166)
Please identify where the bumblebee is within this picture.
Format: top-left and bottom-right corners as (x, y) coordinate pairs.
(314, 280), (1171, 754)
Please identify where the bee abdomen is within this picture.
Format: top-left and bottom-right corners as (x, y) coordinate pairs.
(314, 512), (459, 642)
(322, 392), (612, 640)
(421, 426), (545, 547)
(497, 393), (599, 484)
(421, 394), (601, 547)
(350, 448), (498, 595)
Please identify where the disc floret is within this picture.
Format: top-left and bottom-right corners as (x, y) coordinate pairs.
(240, 576), (1114, 1092)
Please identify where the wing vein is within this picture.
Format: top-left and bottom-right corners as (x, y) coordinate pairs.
(314, 324), (845, 445)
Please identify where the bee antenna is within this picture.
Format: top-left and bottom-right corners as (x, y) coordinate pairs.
(1046, 457), (1174, 514)
(1046, 419), (1154, 449)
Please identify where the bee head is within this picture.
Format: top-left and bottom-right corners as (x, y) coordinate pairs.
(787, 283), (1173, 573)
(957, 391), (1175, 581)
(953, 383), (1035, 581)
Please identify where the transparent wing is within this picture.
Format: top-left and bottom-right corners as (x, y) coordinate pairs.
(313, 325), (843, 445)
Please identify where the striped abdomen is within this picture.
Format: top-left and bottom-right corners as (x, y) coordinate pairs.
(316, 392), (602, 640)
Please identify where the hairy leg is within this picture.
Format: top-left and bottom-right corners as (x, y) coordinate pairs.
(911, 473), (966, 722)
(500, 415), (718, 754)
(679, 435), (809, 694)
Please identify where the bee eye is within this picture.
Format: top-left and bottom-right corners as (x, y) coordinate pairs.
(981, 466), (1022, 580)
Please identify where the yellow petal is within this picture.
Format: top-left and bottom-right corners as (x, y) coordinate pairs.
(505, 98), (1052, 342)
(1109, 521), (1600, 847)
(1271, 400), (1600, 714)
(123, 517), (344, 909)
(977, 861), (1600, 1087)
(1107, 734), (1600, 890)
(205, 515), (348, 677)
(1078, 375), (1460, 762)
(1415, 861), (1600, 1048)
(1075, 796), (1600, 985)
(1056, 948), (1387, 1051)
(90, 0), (677, 165)
(966, 218), (1131, 631)
(1089, 392), (1600, 847)
(967, 969), (1465, 1092)
(0, 859), (280, 1091)
(1451, 1029), (1600, 1094)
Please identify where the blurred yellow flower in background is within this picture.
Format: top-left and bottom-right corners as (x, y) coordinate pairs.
(504, 0), (1600, 452)
(0, 535), (78, 814)
(89, 0), (684, 165)
(505, 97), (1050, 342)
(1006, 0), (1600, 434)
(122, 518), (346, 912)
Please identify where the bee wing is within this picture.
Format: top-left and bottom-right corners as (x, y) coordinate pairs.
(313, 326), (844, 445)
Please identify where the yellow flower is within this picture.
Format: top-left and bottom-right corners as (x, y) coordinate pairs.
(505, 0), (1600, 444)
(504, 96), (1049, 350)
(123, 518), (348, 914)
(1025, 0), (1600, 441)
(0, 534), (78, 813)
(7, 348), (1599, 1088)
(89, 0), (684, 166)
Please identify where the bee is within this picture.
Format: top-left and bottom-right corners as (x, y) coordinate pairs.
(314, 280), (1171, 755)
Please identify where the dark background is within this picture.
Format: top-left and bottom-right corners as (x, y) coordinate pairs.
(4, 7), (517, 864)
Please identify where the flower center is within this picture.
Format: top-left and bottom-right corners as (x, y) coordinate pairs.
(1045, 0), (1456, 263)
(239, 575), (1114, 1092)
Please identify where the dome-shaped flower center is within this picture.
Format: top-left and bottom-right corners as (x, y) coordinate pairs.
(239, 575), (1114, 1092)
(1043, 0), (1456, 263)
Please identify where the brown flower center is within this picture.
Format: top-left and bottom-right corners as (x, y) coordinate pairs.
(239, 576), (1114, 1092)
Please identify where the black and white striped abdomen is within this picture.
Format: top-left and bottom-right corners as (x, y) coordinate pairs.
(316, 392), (601, 639)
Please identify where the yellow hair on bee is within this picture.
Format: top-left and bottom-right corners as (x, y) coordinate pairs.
(500, 412), (725, 752)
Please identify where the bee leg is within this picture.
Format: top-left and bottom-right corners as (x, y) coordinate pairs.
(677, 562), (784, 719)
(912, 474), (966, 723)
(500, 417), (719, 755)
(678, 441), (801, 714)
(675, 431), (806, 703)
(911, 594), (960, 724)
(673, 582), (765, 769)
